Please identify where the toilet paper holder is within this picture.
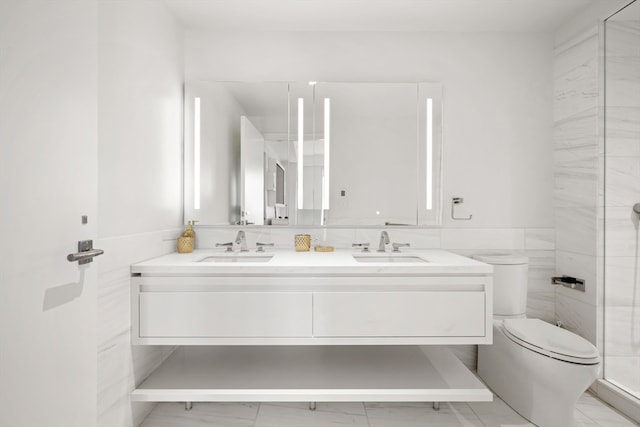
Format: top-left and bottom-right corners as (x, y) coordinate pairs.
(551, 275), (585, 292)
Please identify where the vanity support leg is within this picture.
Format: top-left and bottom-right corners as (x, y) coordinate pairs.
(433, 402), (440, 411)
(185, 402), (193, 411)
(309, 402), (316, 411)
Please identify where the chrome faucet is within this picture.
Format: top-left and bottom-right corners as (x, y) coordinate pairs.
(377, 231), (390, 252)
(235, 230), (248, 252)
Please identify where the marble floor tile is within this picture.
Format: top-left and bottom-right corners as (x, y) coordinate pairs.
(140, 402), (259, 427)
(365, 402), (483, 427)
(255, 402), (369, 427)
(263, 402), (367, 416)
(468, 396), (535, 426)
(138, 393), (638, 427)
(576, 392), (639, 426)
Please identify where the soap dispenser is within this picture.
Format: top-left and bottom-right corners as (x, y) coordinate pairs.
(184, 220), (197, 239)
(177, 220), (198, 253)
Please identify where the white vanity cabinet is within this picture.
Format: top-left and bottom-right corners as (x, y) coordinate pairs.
(132, 276), (491, 345)
(130, 249), (494, 404)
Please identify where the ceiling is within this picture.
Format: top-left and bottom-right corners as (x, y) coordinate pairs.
(164, 0), (598, 33)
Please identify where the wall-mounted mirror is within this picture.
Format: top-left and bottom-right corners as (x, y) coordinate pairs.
(184, 81), (442, 227)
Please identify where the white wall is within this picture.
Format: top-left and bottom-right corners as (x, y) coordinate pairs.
(185, 30), (555, 229)
(97, 1), (183, 426)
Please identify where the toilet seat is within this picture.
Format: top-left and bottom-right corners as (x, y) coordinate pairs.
(501, 319), (600, 365)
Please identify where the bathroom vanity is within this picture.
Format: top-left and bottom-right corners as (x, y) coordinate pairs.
(130, 249), (493, 404)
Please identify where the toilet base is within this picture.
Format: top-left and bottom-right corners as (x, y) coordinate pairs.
(478, 322), (600, 427)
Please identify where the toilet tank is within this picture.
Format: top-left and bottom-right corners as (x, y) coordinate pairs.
(473, 253), (528, 317)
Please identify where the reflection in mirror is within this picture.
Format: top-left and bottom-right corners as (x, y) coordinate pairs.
(316, 83), (418, 225)
(184, 82), (289, 225)
(183, 81), (442, 227)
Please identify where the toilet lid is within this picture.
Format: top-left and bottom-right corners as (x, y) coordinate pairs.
(502, 319), (600, 364)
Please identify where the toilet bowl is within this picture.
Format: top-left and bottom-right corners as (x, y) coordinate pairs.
(474, 254), (601, 427)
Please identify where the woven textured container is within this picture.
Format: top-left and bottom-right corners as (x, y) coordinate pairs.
(177, 236), (194, 253)
(294, 234), (311, 251)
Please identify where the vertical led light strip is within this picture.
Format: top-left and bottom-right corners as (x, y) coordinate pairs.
(297, 98), (304, 208)
(322, 98), (330, 210)
(426, 98), (433, 210)
(194, 97), (201, 210)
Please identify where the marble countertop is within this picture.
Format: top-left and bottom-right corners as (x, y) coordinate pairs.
(131, 248), (492, 276)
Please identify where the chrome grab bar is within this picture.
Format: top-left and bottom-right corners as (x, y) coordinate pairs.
(67, 240), (104, 265)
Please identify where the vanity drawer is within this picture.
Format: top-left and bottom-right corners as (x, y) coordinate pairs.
(139, 292), (312, 338)
(313, 291), (485, 337)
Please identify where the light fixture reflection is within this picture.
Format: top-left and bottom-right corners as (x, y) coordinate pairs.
(322, 98), (330, 210)
(194, 97), (201, 210)
(297, 98), (304, 208)
(426, 98), (433, 210)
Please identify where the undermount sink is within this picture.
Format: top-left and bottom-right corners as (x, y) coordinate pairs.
(198, 255), (274, 263)
(352, 255), (427, 263)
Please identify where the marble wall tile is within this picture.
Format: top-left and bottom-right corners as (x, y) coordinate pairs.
(196, 227), (272, 250)
(440, 228), (525, 251)
(604, 21), (640, 58)
(442, 345), (477, 371)
(555, 293), (598, 345)
(554, 147), (598, 208)
(354, 228), (441, 250)
(553, 30), (598, 122)
(604, 157), (640, 207)
(556, 251), (598, 306)
(604, 256), (640, 307)
(555, 207), (598, 256)
(604, 207), (640, 257)
(553, 108), (599, 150)
(98, 332), (173, 427)
(604, 306), (640, 356)
(603, 356), (640, 403)
(527, 249), (556, 289)
(97, 229), (181, 427)
(603, 106), (640, 157)
(605, 56), (640, 108)
(524, 228), (555, 250)
(196, 227), (444, 250)
(527, 291), (556, 324)
(554, 31), (598, 78)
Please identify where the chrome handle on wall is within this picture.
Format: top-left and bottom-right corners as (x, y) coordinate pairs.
(551, 275), (585, 292)
(66, 240), (104, 265)
(451, 197), (473, 221)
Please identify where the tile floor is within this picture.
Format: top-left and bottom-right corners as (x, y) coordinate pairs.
(140, 392), (639, 427)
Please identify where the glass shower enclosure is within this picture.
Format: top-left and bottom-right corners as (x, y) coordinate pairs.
(604, 0), (640, 401)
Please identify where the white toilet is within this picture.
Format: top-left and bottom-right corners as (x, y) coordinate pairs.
(475, 253), (601, 427)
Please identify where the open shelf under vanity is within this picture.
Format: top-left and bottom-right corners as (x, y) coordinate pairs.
(131, 345), (491, 403)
